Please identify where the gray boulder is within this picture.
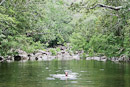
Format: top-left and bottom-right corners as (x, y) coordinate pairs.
(14, 49), (29, 61)
(0, 56), (4, 62)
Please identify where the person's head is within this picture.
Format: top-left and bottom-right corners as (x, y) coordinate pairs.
(65, 72), (68, 76)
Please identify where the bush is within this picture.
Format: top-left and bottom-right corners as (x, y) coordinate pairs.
(49, 48), (57, 56)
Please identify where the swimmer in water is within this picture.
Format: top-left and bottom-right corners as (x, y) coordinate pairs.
(65, 72), (68, 76)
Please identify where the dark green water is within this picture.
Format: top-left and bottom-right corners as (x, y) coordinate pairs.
(0, 60), (130, 87)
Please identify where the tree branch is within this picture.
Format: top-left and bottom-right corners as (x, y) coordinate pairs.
(0, 0), (6, 5)
(81, 4), (123, 11)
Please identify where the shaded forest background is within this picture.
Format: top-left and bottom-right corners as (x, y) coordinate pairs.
(0, 0), (130, 58)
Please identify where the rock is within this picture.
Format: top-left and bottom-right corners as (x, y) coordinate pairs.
(75, 51), (79, 54)
(30, 56), (36, 61)
(36, 50), (50, 55)
(0, 56), (3, 60)
(14, 49), (29, 61)
(56, 54), (62, 60)
(14, 55), (21, 61)
(7, 56), (14, 60)
(61, 52), (69, 60)
(6, 56), (14, 62)
(72, 54), (80, 60)
(16, 49), (27, 55)
(86, 56), (107, 62)
(33, 50), (52, 61)
(14, 55), (27, 61)
(35, 53), (43, 57)
(61, 50), (66, 54)
(28, 54), (36, 61)
(36, 55), (44, 61)
(100, 56), (107, 62)
(37, 58), (43, 61)
(49, 56), (56, 60)
(93, 57), (101, 61)
(60, 46), (66, 50)
(86, 57), (92, 60)
(0, 56), (4, 62)
(110, 57), (119, 62)
(42, 54), (48, 61)
(38, 50), (50, 55)
(6, 59), (13, 63)
(5, 45), (130, 62)
(118, 55), (129, 62)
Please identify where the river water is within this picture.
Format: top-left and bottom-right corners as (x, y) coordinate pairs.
(0, 60), (130, 87)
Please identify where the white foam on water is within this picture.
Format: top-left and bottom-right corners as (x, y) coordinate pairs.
(46, 77), (55, 80)
(48, 72), (78, 80)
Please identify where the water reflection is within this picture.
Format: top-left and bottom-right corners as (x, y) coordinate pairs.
(0, 60), (130, 87)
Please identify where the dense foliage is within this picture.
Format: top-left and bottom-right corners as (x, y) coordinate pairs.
(0, 0), (130, 58)
(0, 0), (74, 56)
(70, 0), (130, 58)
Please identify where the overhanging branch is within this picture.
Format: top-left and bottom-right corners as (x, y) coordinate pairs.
(80, 4), (123, 11)
(92, 4), (123, 10)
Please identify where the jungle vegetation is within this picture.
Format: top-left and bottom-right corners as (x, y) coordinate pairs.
(0, 0), (130, 58)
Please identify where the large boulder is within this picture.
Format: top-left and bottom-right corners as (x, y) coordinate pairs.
(6, 56), (14, 62)
(48, 56), (56, 61)
(14, 49), (29, 61)
(93, 57), (101, 61)
(110, 57), (119, 62)
(42, 54), (48, 61)
(28, 54), (36, 61)
(118, 55), (130, 62)
(35, 55), (44, 61)
(0, 56), (3, 60)
(100, 56), (107, 62)
(0, 56), (4, 62)
(35, 50), (49, 55)
(32, 50), (52, 61)
(14, 55), (21, 61)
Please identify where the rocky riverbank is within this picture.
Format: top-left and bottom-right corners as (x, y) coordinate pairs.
(0, 46), (129, 63)
(86, 55), (130, 62)
(0, 46), (81, 63)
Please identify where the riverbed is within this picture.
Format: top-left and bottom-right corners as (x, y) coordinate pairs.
(0, 60), (130, 87)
